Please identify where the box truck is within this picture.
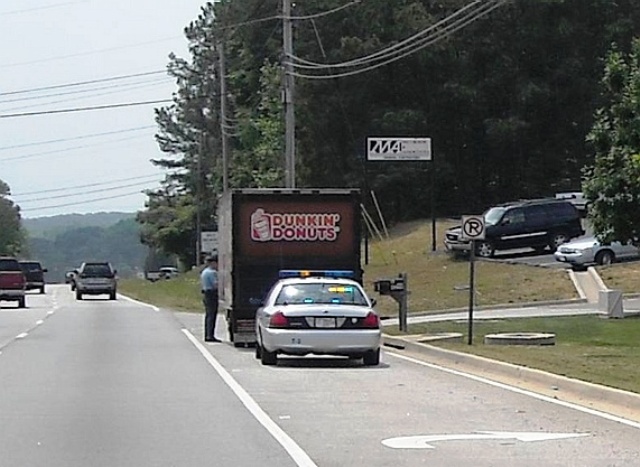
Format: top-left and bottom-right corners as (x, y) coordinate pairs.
(217, 188), (362, 346)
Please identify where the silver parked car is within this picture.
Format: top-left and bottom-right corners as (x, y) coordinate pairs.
(255, 270), (382, 366)
(554, 237), (639, 268)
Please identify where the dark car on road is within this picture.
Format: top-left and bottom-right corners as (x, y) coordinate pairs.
(444, 198), (585, 258)
(19, 261), (47, 294)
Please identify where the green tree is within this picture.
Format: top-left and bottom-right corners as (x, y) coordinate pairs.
(583, 39), (640, 245)
(141, 0), (640, 237)
(0, 179), (26, 256)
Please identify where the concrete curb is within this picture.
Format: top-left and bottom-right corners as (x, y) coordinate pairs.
(380, 297), (588, 325)
(567, 269), (588, 300)
(588, 266), (609, 291)
(382, 334), (640, 420)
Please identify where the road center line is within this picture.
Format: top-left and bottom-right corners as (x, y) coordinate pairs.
(182, 329), (318, 467)
(386, 351), (640, 430)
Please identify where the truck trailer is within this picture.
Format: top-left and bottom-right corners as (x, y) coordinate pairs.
(217, 188), (362, 346)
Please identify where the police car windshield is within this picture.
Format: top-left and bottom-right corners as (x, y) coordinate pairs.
(484, 207), (506, 226)
(275, 282), (368, 306)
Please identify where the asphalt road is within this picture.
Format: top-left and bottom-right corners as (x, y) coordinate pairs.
(2, 285), (640, 466)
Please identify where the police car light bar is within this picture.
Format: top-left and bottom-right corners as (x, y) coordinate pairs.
(278, 270), (355, 279)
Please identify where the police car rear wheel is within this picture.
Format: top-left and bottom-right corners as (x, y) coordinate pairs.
(260, 346), (277, 365)
(363, 349), (380, 366)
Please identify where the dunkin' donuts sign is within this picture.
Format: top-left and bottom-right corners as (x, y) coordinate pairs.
(250, 208), (341, 242)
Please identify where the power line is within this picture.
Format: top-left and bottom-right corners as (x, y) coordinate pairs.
(0, 77), (166, 105)
(0, 125), (155, 152)
(289, 0), (362, 20)
(1, 37), (180, 69)
(0, 1), (90, 16)
(0, 135), (150, 163)
(11, 173), (166, 196)
(289, 0), (488, 70)
(219, 0), (360, 31)
(0, 79), (169, 113)
(0, 70), (166, 97)
(0, 99), (171, 119)
(286, 0), (506, 79)
(18, 189), (153, 212)
(14, 180), (162, 203)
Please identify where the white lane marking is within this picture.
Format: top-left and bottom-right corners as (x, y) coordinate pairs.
(386, 352), (640, 430)
(182, 329), (317, 467)
(118, 294), (160, 312)
(16, 333), (28, 339)
(47, 310), (54, 315)
(35, 320), (44, 325)
(382, 431), (590, 449)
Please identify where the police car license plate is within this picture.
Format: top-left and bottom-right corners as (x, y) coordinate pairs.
(315, 317), (336, 328)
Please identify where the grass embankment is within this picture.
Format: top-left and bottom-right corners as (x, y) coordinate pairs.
(362, 219), (577, 316)
(597, 262), (640, 294)
(399, 315), (640, 394)
(119, 271), (203, 312)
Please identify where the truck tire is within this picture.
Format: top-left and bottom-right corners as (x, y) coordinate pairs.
(255, 345), (262, 359)
(476, 241), (495, 258)
(109, 291), (117, 300)
(17, 297), (26, 308)
(40, 286), (45, 294)
(260, 346), (277, 365)
(363, 349), (380, 366)
(549, 232), (568, 251)
(76, 291), (82, 300)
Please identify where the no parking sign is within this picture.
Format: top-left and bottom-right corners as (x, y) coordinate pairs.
(460, 215), (485, 346)
(461, 215), (485, 241)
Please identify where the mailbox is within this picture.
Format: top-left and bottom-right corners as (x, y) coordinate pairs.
(373, 273), (409, 332)
(391, 276), (405, 291)
(374, 279), (392, 295)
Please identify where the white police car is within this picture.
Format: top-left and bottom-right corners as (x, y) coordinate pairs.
(255, 270), (382, 366)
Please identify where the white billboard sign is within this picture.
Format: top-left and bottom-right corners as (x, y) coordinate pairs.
(367, 137), (432, 161)
(201, 231), (218, 253)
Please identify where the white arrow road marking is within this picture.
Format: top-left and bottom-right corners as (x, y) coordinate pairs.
(382, 431), (590, 449)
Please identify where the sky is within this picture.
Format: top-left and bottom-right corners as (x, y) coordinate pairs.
(0, 0), (208, 218)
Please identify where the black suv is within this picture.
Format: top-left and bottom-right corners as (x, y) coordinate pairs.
(19, 261), (47, 294)
(444, 199), (585, 258)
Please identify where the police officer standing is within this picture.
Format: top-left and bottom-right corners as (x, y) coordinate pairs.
(200, 254), (219, 342)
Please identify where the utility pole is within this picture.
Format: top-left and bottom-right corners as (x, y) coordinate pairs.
(195, 132), (204, 266)
(283, 0), (296, 188)
(219, 41), (230, 192)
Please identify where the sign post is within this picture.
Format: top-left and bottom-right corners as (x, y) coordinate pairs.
(366, 137), (435, 251)
(460, 215), (485, 345)
(201, 231), (218, 254)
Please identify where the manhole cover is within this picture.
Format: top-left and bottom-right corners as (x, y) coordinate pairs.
(484, 332), (556, 346)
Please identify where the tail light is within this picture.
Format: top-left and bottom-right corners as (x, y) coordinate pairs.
(268, 311), (289, 328)
(361, 312), (380, 329)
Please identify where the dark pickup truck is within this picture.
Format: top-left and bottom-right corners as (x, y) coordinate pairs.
(0, 256), (26, 308)
(19, 260), (47, 294)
